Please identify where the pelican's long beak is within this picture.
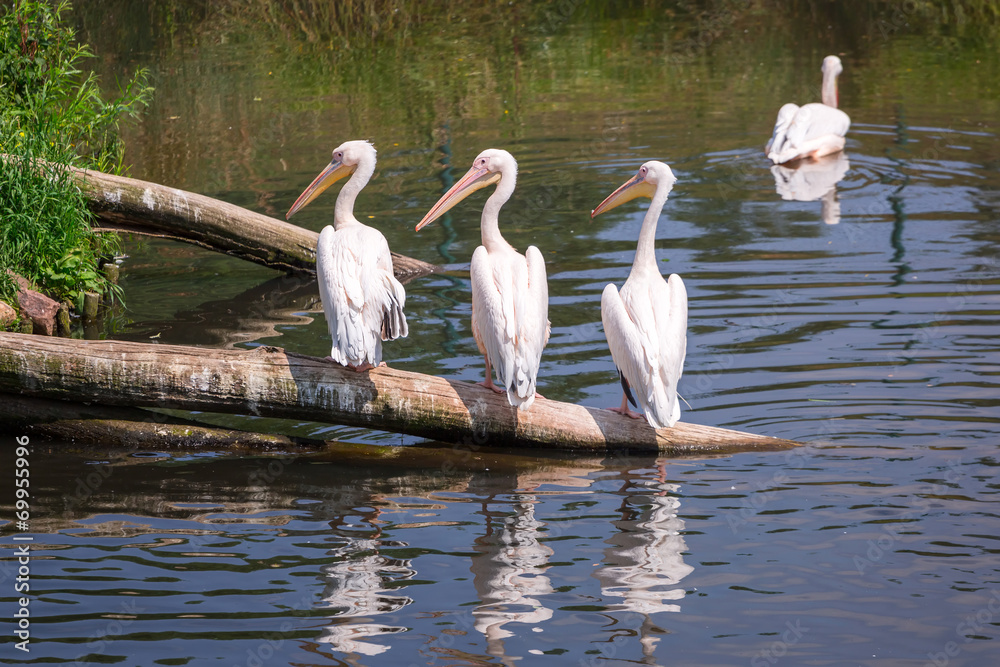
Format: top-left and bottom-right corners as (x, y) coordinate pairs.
(415, 164), (501, 231)
(286, 159), (354, 219)
(591, 172), (655, 218)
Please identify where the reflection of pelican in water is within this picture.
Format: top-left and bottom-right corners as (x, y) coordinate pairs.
(593, 470), (693, 657)
(317, 621), (405, 657)
(318, 530), (415, 657)
(471, 494), (554, 662)
(771, 152), (850, 225)
(463, 463), (600, 662)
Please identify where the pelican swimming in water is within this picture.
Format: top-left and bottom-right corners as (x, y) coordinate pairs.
(766, 55), (851, 165)
(592, 161), (687, 429)
(286, 140), (407, 371)
(416, 149), (549, 410)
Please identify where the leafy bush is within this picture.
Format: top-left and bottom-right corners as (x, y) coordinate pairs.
(0, 0), (151, 313)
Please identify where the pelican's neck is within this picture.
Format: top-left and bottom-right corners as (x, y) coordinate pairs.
(632, 180), (672, 274)
(821, 68), (839, 108)
(334, 155), (375, 229)
(480, 167), (516, 252)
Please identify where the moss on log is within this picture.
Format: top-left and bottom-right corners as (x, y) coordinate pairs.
(0, 332), (799, 454)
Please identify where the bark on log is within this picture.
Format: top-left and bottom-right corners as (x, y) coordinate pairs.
(0, 332), (799, 454)
(66, 163), (438, 280)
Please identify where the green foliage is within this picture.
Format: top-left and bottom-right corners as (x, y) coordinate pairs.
(0, 0), (152, 315)
(43, 247), (123, 311)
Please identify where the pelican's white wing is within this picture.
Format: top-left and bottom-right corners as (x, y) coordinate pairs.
(471, 245), (509, 383)
(650, 273), (687, 427)
(768, 103), (850, 164)
(471, 245), (549, 409)
(602, 283), (650, 405)
(510, 245), (549, 408)
(372, 235), (408, 342)
(765, 103), (800, 156)
(316, 225), (407, 368)
(602, 272), (687, 428)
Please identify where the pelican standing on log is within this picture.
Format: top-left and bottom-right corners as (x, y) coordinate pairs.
(592, 161), (687, 429)
(766, 55), (851, 165)
(286, 140), (407, 371)
(416, 149), (549, 410)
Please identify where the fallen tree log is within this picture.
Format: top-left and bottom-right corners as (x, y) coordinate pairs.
(0, 332), (798, 454)
(0, 393), (327, 449)
(55, 160), (437, 280)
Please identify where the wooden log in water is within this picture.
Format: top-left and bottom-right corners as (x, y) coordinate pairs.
(66, 162), (438, 280)
(0, 393), (327, 449)
(0, 332), (799, 454)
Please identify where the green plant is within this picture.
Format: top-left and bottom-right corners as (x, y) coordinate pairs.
(0, 0), (152, 317)
(41, 247), (122, 311)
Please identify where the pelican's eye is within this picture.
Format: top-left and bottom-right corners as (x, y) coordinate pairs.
(334, 151), (343, 161)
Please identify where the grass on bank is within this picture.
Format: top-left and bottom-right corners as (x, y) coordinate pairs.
(0, 0), (151, 318)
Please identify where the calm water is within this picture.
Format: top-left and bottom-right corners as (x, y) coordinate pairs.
(2, 2), (1000, 665)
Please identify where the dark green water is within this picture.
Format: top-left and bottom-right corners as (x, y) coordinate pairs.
(2, 2), (999, 665)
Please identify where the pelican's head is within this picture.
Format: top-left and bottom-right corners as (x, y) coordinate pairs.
(416, 148), (513, 231)
(286, 140), (376, 219)
(822, 55), (843, 78)
(591, 161), (676, 218)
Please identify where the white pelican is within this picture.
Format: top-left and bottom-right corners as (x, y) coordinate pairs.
(766, 55), (851, 165)
(592, 161), (687, 429)
(416, 149), (549, 410)
(286, 140), (407, 371)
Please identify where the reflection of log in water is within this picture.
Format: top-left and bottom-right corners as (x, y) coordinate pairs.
(30, 441), (698, 661)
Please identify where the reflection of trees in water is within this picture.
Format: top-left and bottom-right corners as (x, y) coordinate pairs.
(115, 272), (320, 348)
